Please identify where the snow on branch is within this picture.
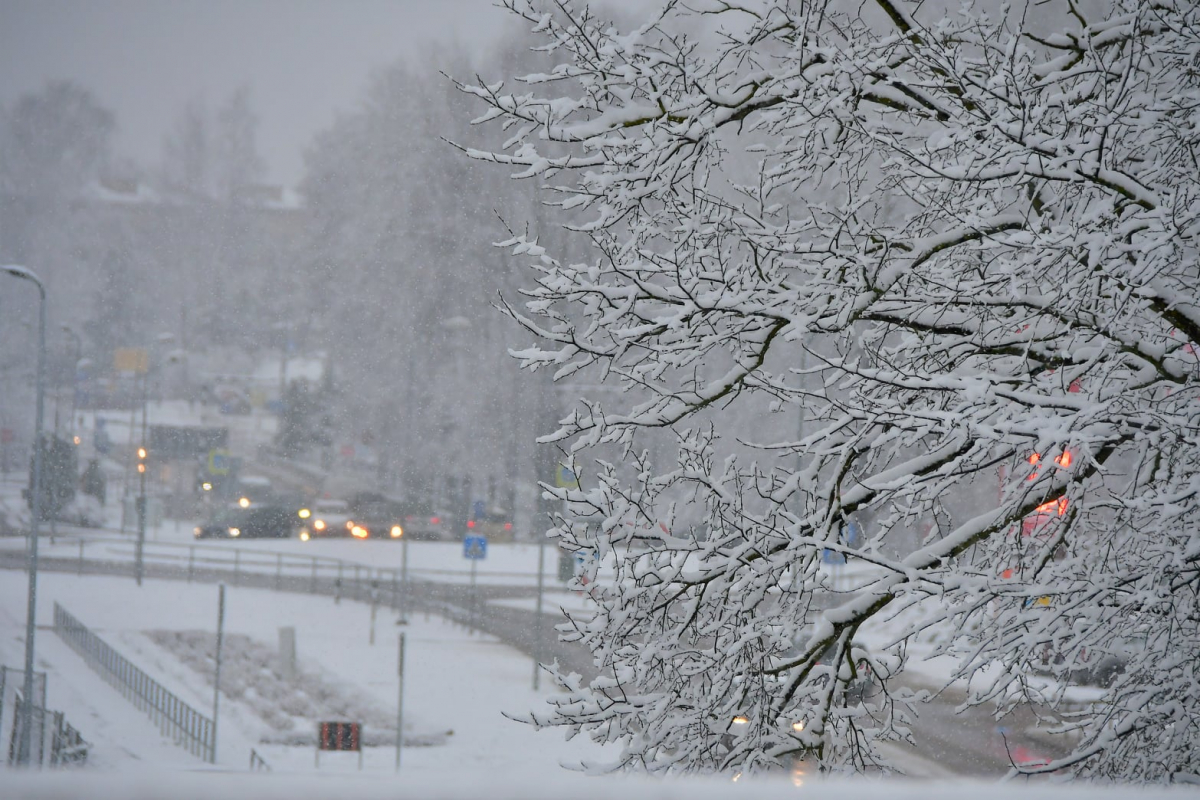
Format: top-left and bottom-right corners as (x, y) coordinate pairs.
(459, 0), (1200, 783)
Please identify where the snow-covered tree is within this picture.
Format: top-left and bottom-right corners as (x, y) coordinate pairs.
(461, 0), (1200, 782)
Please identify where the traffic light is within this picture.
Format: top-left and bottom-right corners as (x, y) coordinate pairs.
(137, 446), (148, 474)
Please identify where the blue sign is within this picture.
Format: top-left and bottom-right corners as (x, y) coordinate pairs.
(463, 535), (488, 560)
(207, 448), (231, 476)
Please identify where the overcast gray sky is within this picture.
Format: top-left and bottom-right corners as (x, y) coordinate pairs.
(0, 0), (518, 186)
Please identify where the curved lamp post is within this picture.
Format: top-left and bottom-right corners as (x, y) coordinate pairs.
(2, 265), (46, 767)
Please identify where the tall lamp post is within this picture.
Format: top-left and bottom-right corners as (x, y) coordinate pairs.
(2, 265), (46, 767)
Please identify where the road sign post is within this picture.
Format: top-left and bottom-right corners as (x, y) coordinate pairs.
(463, 535), (487, 629)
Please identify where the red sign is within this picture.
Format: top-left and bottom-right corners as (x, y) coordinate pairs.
(318, 721), (360, 752)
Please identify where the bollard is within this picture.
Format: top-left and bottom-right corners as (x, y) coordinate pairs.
(370, 591), (378, 646)
(276, 553), (283, 591)
(78, 540), (85, 575)
(336, 563), (343, 603)
(188, 546), (195, 583)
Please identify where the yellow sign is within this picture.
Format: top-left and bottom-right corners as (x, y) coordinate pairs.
(114, 348), (149, 374)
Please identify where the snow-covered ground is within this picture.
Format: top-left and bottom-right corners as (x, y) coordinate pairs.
(0, 560), (1193, 796)
(0, 571), (605, 777)
(0, 475), (1176, 796)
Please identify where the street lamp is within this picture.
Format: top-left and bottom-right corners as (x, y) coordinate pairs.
(2, 264), (46, 767)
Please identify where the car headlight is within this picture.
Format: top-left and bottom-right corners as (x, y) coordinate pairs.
(390, 525), (403, 538)
(351, 525), (368, 539)
(193, 526), (202, 537)
(298, 508), (311, 519)
(314, 519), (326, 531)
(228, 527), (241, 537)
(299, 529), (310, 542)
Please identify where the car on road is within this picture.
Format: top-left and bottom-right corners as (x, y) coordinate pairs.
(401, 511), (455, 541)
(194, 505), (298, 540)
(346, 493), (407, 540)
(465, 507), (516, 542)
(298, 499), (353, 541)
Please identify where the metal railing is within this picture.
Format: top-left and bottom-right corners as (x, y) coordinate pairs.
(2, 690), (88, 768)
(6, 693), (46, 767)
(1, 666), (47, 766)
(13, 535), (570, 619)
(48, 709), (88, 767)
(53, 535), (554, 585)
(53, 603), (215, 763)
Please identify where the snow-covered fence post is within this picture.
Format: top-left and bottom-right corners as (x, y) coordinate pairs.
(187, 546), (194, 583)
